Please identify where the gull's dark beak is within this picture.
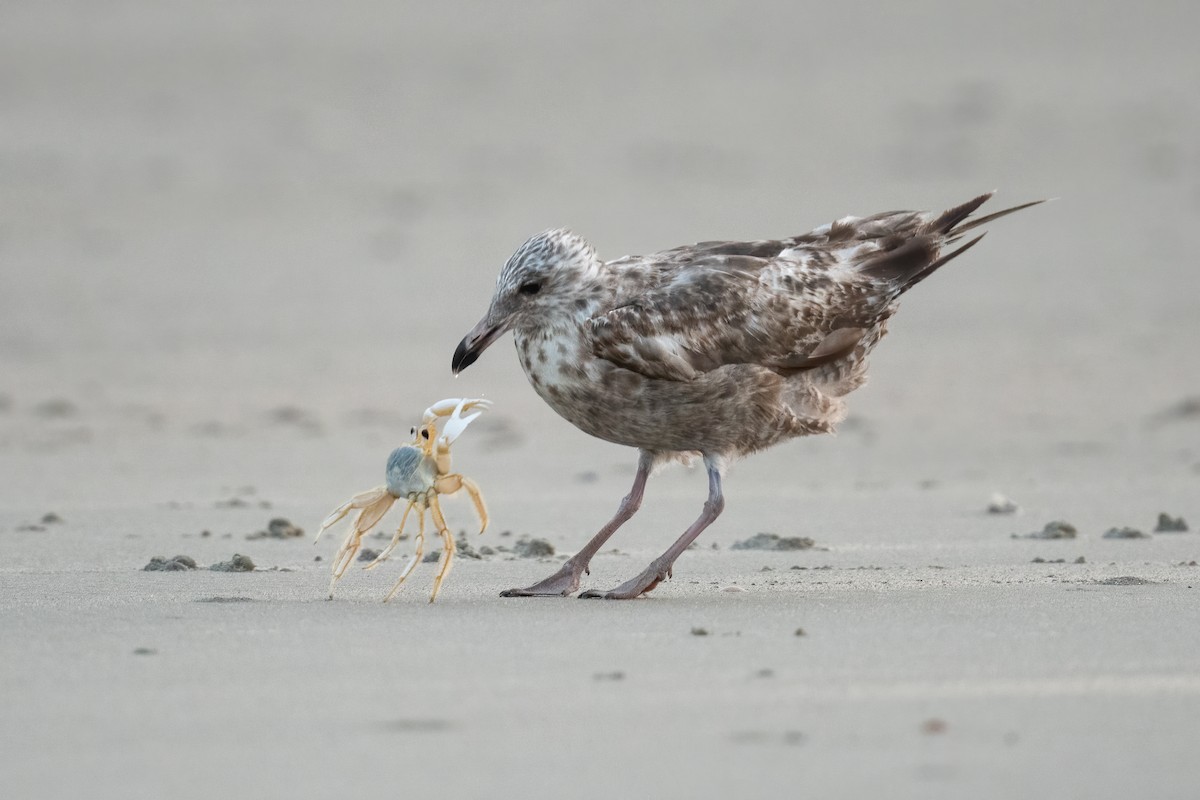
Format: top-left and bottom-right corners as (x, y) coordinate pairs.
(452, 316), (507, 374)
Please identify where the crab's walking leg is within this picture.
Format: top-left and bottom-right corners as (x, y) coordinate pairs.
(383, 507), (426, 603)
(326, 493), (395, 599)
(364, 500), (415, 571)
(315, 487), (389, 545)
(427, 495), (456, 603)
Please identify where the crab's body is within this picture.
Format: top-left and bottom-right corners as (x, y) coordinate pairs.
(386, 445), (438, 499)
(316, 398), (489, 603)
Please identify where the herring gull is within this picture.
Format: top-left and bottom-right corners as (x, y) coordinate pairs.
(452, 192), (1041, 599)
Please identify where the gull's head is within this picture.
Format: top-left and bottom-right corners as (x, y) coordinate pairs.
(452, 229), (599, 374)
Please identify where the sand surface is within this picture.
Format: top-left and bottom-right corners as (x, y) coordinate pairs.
(2, 2), (1199, 798)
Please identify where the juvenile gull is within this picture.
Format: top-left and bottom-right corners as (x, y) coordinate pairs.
(453, 192), (1040, 599)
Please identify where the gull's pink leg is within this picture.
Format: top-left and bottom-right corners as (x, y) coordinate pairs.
(500, 450), (656, 597)
(580, 455), (725, 600)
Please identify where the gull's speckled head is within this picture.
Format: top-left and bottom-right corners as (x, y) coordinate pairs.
(453, 229), (600, 373)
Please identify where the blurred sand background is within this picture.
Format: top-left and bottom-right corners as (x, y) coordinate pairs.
(2, 1), (1199, 798)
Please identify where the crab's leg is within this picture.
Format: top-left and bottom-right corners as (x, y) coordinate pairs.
(331, 495), (394, 577)
(315, 486), (390, 544)
(363, 499), (414, 571)
(427, 494), (456, 603)
(460, 476), (489, 534)
(327, 493), (395, 598)
(383, 507), (425, 603)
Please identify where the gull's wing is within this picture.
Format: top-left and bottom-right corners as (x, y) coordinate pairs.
(585, 250), (880, 382)
(585, 193), (1023, 383)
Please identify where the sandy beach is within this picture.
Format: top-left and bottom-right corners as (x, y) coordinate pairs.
(2, 2), (1199, 797)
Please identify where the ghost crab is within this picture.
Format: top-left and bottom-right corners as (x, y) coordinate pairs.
(316, 398), (490, 603)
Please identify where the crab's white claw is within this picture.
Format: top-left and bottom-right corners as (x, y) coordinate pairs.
(422, 397), (492, 426)
(422, 398), (463, 425)
(438, 398), (490, 447)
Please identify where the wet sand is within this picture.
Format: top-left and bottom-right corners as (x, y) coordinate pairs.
(2, 2), (1199, 798)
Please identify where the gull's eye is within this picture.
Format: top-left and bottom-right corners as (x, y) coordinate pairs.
(518, 281), (541, 296)
(409, 427), (416, 436)
(421, 429), (430, 440)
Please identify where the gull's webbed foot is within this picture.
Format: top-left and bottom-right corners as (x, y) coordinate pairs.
(500, 558), (589, 597)
(578, 559), (671, 600)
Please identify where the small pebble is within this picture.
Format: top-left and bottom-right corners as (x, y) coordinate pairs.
(986, 493), (1020, 515)
(732, 532), (815, 551)
(794, 628), (806, 637)
(691, 627), (709, 636)
(1016, 520), (1077, 539)
(1154, 513), (1188, 533)
(513, 538), (555, 558)
(132, 647), (157, 656)
(41, 512), (64, 525)
(247, 517), (304, 540)
(1102, 527), (1148, 539)
(455, 535), (483, 560)
(357, 548), (381, 562)
(209, 554), (255, 572)
(143, 555), (198, 571)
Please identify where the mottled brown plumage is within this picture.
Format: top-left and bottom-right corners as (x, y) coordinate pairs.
(453, 192), (1040, 599)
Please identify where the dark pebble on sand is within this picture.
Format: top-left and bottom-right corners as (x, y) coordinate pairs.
(422, 550), (441, 563)
(455, 535), (483, 559)
(41, 512), (63, 525)
(732, 532), (816, 551)
(132, 647), (157, 656)
(691, 627), (709, 636)
(209, 554), (255, 572)
(143, 555), (198, 571)
(513, 538), (555, 558)
(1016, 521), (1077, 540)
(1103, 527), (1148, 539)
(357, 547), (380, 562)
(247, 517), (305, 540)
(1155, 513), (1188, 533)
